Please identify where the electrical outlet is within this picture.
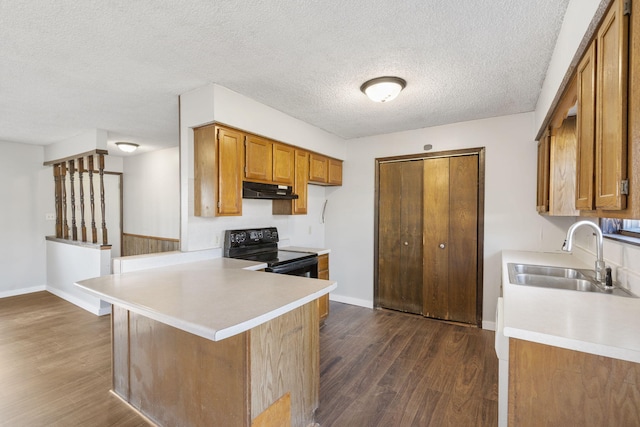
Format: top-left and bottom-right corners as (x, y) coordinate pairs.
(215, 234), (220, 246)
(45, 213), (55, 221)
(308, 226), (312, 235)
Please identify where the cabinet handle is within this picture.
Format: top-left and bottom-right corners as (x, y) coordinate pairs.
(439, 243), (446, 249)
(404, 242), (409, 246)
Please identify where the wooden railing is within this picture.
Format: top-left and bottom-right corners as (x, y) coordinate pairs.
(45, 150), (109, 245)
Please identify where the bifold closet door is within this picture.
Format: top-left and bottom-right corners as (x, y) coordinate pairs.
(423, 155), (478, 324)
(378, 160), (424, 314)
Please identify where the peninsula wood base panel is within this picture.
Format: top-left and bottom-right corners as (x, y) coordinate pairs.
(508, 338), (640, 427)
(111, 302), (319, 427)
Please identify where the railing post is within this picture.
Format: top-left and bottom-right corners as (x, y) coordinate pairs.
(53, 164), (62, 238)
(88, 155), (97, 244)
(68, 159), (78, 241)
(98, 154), (108, 245)
(60, 162), (69, 239)
(78, 157), (87, 242)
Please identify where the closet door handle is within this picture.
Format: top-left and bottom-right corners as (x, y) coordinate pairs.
(439, 243), (446, 249)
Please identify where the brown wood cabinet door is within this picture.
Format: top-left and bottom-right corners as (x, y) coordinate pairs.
(272, 149), (309, 215)
(536, 131), (550, 213)
(194, 125), (217, 217)
(245, 134), (272, 183)
(293, 150), (309, 214)
(272, 143), (294, 185)
(328, 159), (343, 185)
(309, 154), (328, 183)
(217, 126), (244, 216)
(378, 160), (424, 314)
(576, 41), (597, 210)
(549, 117), (579, 216)
(423, 155), (478, 324)
(595, 0), (629, 210)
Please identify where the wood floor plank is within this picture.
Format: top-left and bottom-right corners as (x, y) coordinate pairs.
(0, 292), (150, 427)
(317, 303), (498, 427)
(0, 293), (498, 427)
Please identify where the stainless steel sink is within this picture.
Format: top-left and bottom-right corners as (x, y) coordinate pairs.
(507, 263), (638, 298)
(510, 264), (586, 279)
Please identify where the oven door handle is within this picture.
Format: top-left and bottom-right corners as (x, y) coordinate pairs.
(266, 256), (318, 274)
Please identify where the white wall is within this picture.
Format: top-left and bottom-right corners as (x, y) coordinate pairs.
(123, 146), (180, 239)
(534, 0), (603, 132)
(179, 84), (346, 252)
(46, 240), (111, 315)
(326, 113), (575, 323)
(0, 141), (52, 297)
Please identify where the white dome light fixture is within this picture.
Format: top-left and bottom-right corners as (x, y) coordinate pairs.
(360, 76), (406, 103)
(115, 142), (139, 153)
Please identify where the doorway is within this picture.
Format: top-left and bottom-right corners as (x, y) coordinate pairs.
(374, 147), (485, 326)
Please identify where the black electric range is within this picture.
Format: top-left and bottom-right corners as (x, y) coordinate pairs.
(223, 227), (318, 277)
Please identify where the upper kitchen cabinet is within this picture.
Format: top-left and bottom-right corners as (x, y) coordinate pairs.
(273, 149), (309, 215)
(245, 137), (295, 186)
(575, 41), (596, 210)
(194, 124), (243, 217)
(328, 158), (343, 185)
(575, 0), (633, 215)
(595, 0), (629, 211)
(536, 128), (551, 214)
(309, 153), (343, 186)
(272, 143), (295, 186)
(538, 0), (639, 218)
(536, 76), (579, 216)
(244, 134), (273, 183)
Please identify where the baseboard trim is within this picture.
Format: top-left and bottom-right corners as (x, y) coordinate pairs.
(0, 285), (46, 299)
(482, 320), (496, 331)
(329, 294), (373, 309)
(46, 286), (111, 316)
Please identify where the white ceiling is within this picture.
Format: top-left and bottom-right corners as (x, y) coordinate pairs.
(0, 0), (571, 153)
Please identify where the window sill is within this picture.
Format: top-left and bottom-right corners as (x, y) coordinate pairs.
(604, 233), (640, 248)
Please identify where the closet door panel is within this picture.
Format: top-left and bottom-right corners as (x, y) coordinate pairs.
(378, 162), (403, 311)
(399, 161), (424, 314)
(423, 157), (450, 319)
(448, 155), (478, 324)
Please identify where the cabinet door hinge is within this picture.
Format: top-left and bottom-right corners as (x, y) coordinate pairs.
(624, 0), (631, 15)
(217, 201), (221, 208)
(621, 179), (629, 195)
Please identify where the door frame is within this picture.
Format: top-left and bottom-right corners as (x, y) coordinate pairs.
(373, 147), (486, 327)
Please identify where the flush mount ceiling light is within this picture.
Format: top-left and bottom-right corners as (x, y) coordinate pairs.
(360, 76), (406, 103)
(115, 142), (139, 153)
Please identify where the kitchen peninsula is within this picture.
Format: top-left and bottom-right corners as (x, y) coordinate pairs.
(76, 257), (336, 427)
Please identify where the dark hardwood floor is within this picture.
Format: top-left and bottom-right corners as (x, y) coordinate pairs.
(0, 292), (498, 426)
(317, 302), (498, 426)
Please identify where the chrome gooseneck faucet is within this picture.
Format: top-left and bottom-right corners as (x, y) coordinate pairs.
(562, 220), (605, 283)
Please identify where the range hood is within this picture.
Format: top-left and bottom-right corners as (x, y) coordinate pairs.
(242, 181), (298, 200)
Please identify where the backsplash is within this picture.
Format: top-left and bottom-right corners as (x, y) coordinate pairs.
(574, 228), (640, 295)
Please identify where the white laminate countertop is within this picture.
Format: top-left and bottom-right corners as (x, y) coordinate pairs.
(501, 250), (640, 363)
(280, 246), (331, 256)
(76, 257), (337, 342)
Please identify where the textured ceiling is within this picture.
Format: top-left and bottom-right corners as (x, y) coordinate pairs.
(0, 0), (570, 152)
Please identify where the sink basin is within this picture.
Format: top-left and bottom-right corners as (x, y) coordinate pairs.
(509, 264), (586, 279)
(507, 263), (638, 298)
(513, 274), (598, 292)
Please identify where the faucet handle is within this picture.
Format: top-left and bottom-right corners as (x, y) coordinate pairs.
(605, 267), (613, 287)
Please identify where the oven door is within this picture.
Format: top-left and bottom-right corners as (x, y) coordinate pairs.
(267, 256), (318, 278)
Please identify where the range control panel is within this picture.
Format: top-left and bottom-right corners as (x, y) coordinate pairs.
(224, 227), (279, 250)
